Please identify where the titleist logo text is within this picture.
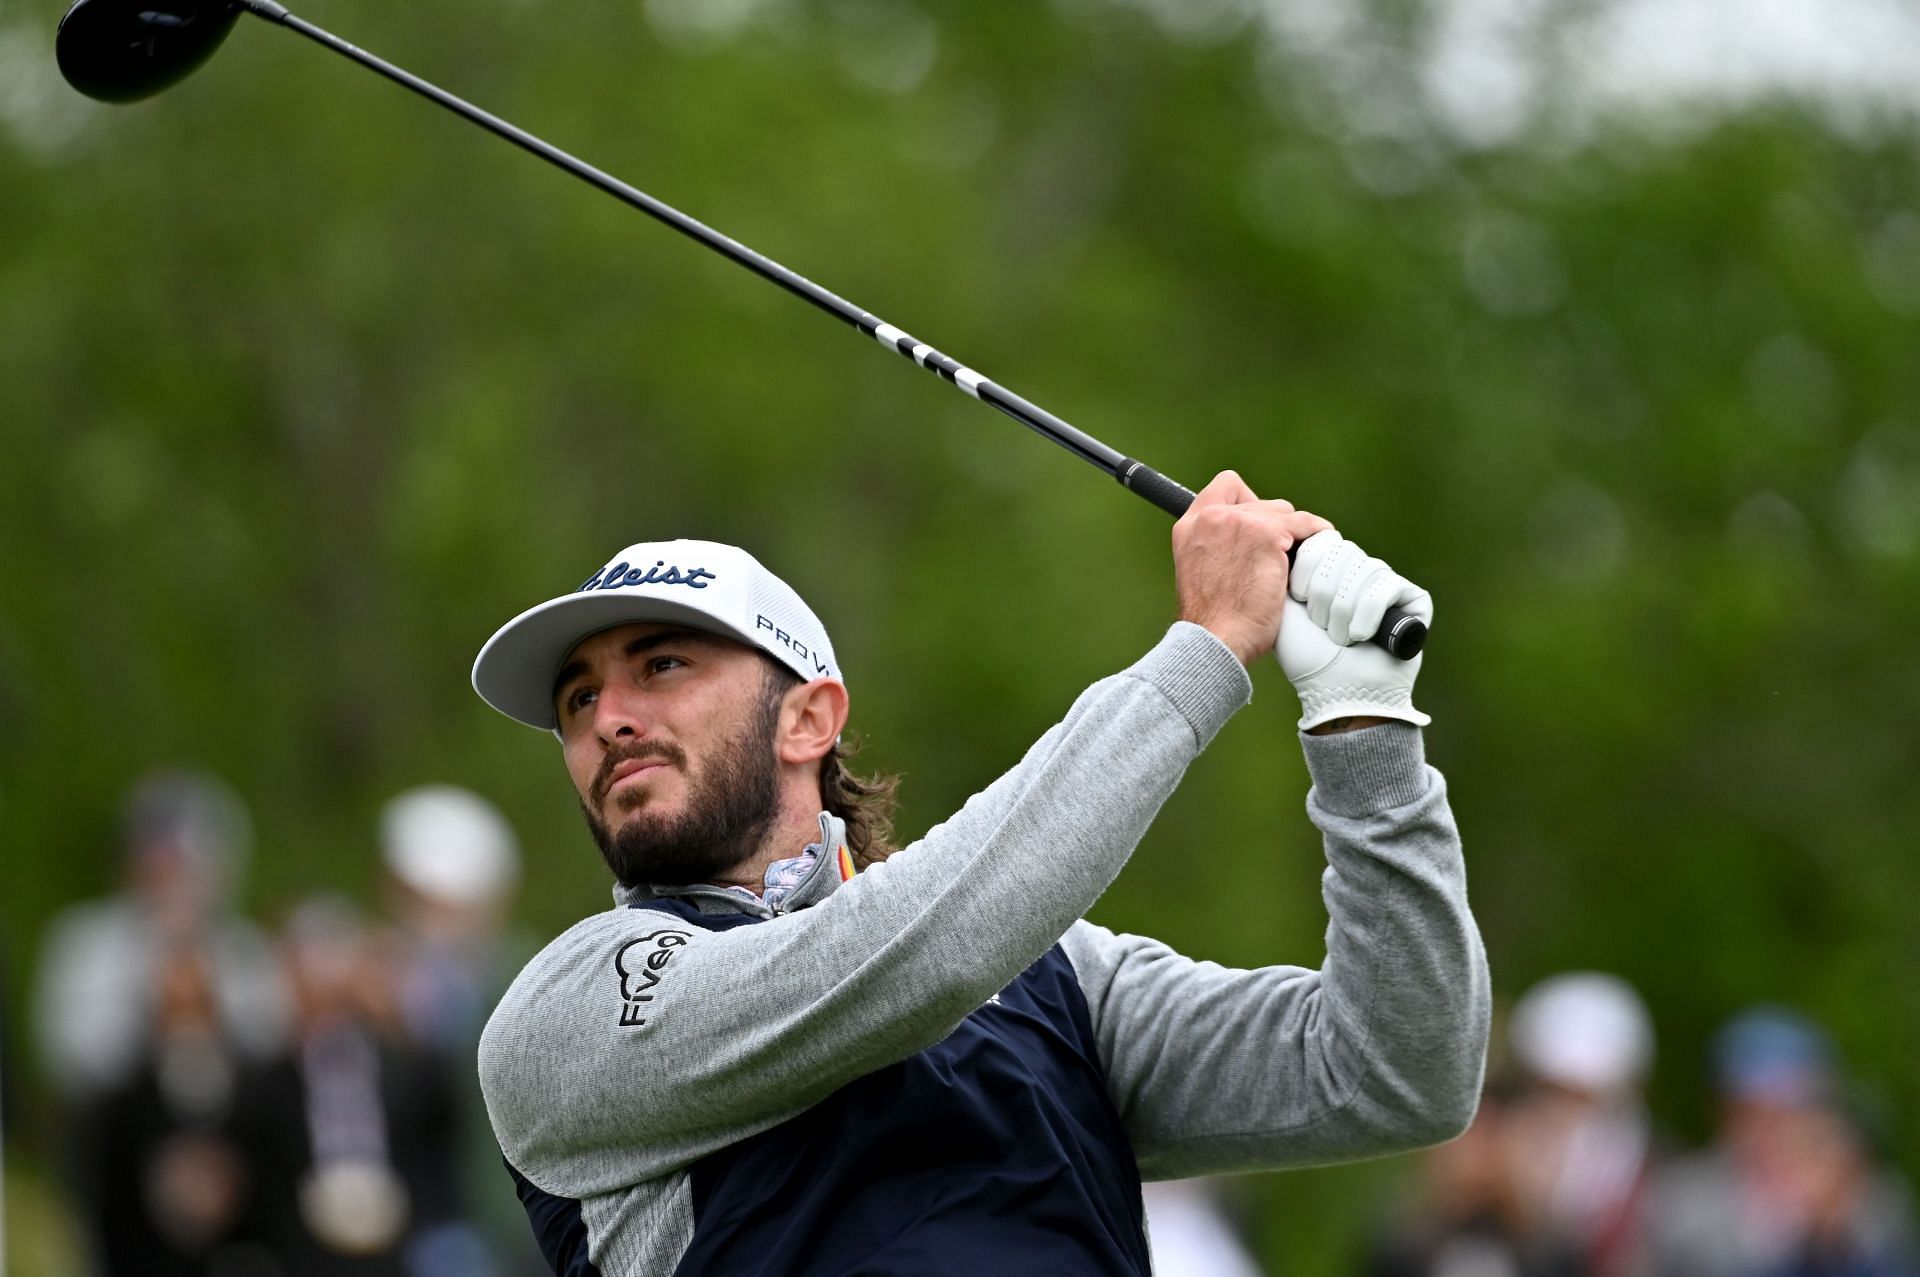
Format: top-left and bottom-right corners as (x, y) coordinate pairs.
(579, 561), (715, 592)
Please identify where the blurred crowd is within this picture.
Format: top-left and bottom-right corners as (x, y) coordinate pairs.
(1149, 975), (1917, 1277)
(1367, 975), (1917, 1277)
(10, 772), (1916, 1277)
(24, 770), (543, 1277)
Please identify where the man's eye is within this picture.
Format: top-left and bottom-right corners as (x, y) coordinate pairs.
(646, 655), (687, 675)
(565, 686), (598, 715)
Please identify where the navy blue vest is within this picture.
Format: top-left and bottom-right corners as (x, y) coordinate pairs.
(510, 895), (1150, 1276)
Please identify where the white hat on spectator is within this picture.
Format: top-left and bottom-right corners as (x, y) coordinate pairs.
(1510, 971), (1654, 1094)
(380, 785), (521, 908)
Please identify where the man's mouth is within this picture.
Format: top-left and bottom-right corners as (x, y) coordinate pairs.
(593, 748), (682, 808)
(610, 759), (666, 790)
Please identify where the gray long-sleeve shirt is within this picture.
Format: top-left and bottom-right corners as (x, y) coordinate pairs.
(478, 621), (1490, 1272)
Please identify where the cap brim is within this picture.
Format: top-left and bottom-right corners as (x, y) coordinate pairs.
(472, 592), (764, 730)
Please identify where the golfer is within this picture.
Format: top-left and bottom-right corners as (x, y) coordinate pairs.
(473, 472), (1490, 1276)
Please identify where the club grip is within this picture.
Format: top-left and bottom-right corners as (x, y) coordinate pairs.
(1117, 460), (1198, 517)
(1116, 459), (1426, 661)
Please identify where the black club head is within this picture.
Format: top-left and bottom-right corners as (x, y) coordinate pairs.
(56, 0), (245, 103)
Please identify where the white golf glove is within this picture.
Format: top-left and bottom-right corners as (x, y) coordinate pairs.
(1276, 530), (1433, 730)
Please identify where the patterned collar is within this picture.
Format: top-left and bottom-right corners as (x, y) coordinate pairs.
(612, 812), (855, 915)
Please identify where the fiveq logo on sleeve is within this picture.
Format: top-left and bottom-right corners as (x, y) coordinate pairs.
(614, 929), (692, 1028)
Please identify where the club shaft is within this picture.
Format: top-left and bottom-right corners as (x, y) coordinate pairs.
(237, 0), (1423, 660)
(246, 0), (1135, 478)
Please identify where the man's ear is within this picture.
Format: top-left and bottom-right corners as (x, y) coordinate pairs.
(777, 679), (849, 766)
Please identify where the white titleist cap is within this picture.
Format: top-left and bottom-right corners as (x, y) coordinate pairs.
(472, 538), (840, 730)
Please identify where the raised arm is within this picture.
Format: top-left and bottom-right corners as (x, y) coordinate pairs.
(1062, 721), (1491, 1179)
(1065, 512), (1488, 1177)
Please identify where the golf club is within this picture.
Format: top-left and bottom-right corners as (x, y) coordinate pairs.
(55, 0), (1427, 659)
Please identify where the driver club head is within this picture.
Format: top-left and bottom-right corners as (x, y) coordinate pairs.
(56, 0), (245, 104)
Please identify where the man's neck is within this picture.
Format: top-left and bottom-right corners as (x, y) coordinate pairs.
(703, 795), (826, 895)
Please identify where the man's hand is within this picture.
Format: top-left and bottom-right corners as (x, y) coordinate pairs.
(1173, 471), (1332, 666)
(1278, 530), (1433, 730)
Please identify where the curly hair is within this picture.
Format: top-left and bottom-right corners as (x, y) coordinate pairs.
(763, 660), (899, 868)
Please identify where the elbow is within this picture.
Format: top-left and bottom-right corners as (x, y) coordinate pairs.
(1374, 1019), (1490, 1151)
(1323, 1047), (1487, 1159)
(1401, 1021), (1491, 1148)
(1313, 1068), (1484, 1165)
(1410, 1078), (1482, 1146)
(1357, 1074), (1480, 1156)
(1411, 950), (1492, 1147)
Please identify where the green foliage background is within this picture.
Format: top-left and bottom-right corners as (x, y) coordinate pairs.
(4, 0), (1919, 1270)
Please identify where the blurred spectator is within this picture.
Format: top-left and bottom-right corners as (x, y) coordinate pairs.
(1144, 1178), (1267, 1277)
(29, 769), (288, 1274)
(377, 784), (535, 1275)
(1504, 973), (1660, 1277)
(1646, 1009), (1917, 1277)
(1373, 972), (1658, 1277)
(85, 942), (257, 1274)
(31, 769), (286, 1099)
(378, 785), (521, 1057)
(1368, 1081), (1586, 1277)
(230, 895), (466, 1276)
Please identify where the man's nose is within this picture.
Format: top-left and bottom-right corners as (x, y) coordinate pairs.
(592, 679), (651, 744)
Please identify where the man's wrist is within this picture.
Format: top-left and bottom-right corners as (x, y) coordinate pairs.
(1305, 715), (1392, 736)
(1300, 720), (1429, 814)
(1182, 616), (1262, 667)
(1133, 623), (1255, 749)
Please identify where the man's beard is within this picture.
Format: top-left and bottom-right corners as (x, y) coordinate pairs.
(581, 695), (782, 890)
